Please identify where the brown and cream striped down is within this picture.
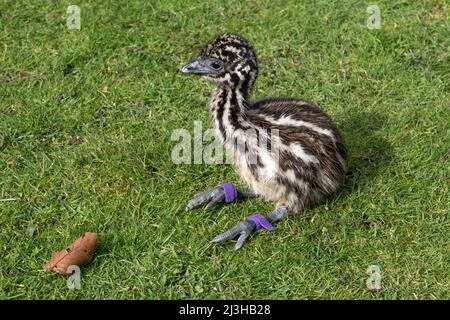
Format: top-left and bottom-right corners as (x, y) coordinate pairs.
(200, 33), (347, 214)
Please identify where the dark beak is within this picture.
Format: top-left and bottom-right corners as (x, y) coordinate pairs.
(180, 59), (215, 75)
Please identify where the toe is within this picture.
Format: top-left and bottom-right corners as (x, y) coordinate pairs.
(210, 229), (237, 243)
(186, 190), (214, 210)
(204, 192), (225, 210)
(210, 220), (256, 248)
(234, 231), (251, 250)
(187, 186), (225, 210)
(210, 223), (243, 243)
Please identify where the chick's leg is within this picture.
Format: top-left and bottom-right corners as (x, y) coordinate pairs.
(187, 183), (258, 210)
(211, 207), (288, 250)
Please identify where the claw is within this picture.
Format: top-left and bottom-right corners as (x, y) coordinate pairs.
(210, 213), (281, 249)
(234, 232), (251, 250)
(205, 192), (225, 210)
(187, 183), (238, 210)
(187, 184), (257, 211)
(186, 186), (223, 210)
(210, 220), (256, 250)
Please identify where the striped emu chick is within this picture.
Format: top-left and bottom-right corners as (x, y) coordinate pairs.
(181, 33), (347, 250)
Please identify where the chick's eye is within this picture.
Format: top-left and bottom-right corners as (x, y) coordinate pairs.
(211, 62), (221, 69)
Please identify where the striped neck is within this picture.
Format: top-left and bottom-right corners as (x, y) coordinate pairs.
(210, 85), (249, 142)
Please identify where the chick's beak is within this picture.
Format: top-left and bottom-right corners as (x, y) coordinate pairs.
(180, 59), (214, 75)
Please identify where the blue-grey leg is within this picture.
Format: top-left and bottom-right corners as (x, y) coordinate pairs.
(211, 207), (289, 250)
(187, 187), (258, 210)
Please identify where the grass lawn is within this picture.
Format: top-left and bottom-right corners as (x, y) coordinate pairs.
(0, 0), (449, 299)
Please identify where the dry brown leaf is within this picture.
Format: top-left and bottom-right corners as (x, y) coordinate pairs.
(43, 232), (98, 275)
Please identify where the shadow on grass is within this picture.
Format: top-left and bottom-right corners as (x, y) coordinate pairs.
(338, 111), (394, 198)
(297, 110), (395, 239)
(298, 111), (394, 224)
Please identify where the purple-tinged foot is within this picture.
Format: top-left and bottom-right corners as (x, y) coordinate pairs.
(186, 182), (257, 210)
(211, 213), (280, 250)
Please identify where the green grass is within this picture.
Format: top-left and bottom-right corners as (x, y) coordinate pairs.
(0, 0), (449, 299)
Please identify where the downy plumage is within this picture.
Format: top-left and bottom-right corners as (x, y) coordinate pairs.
(181, 33), (347, 250)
